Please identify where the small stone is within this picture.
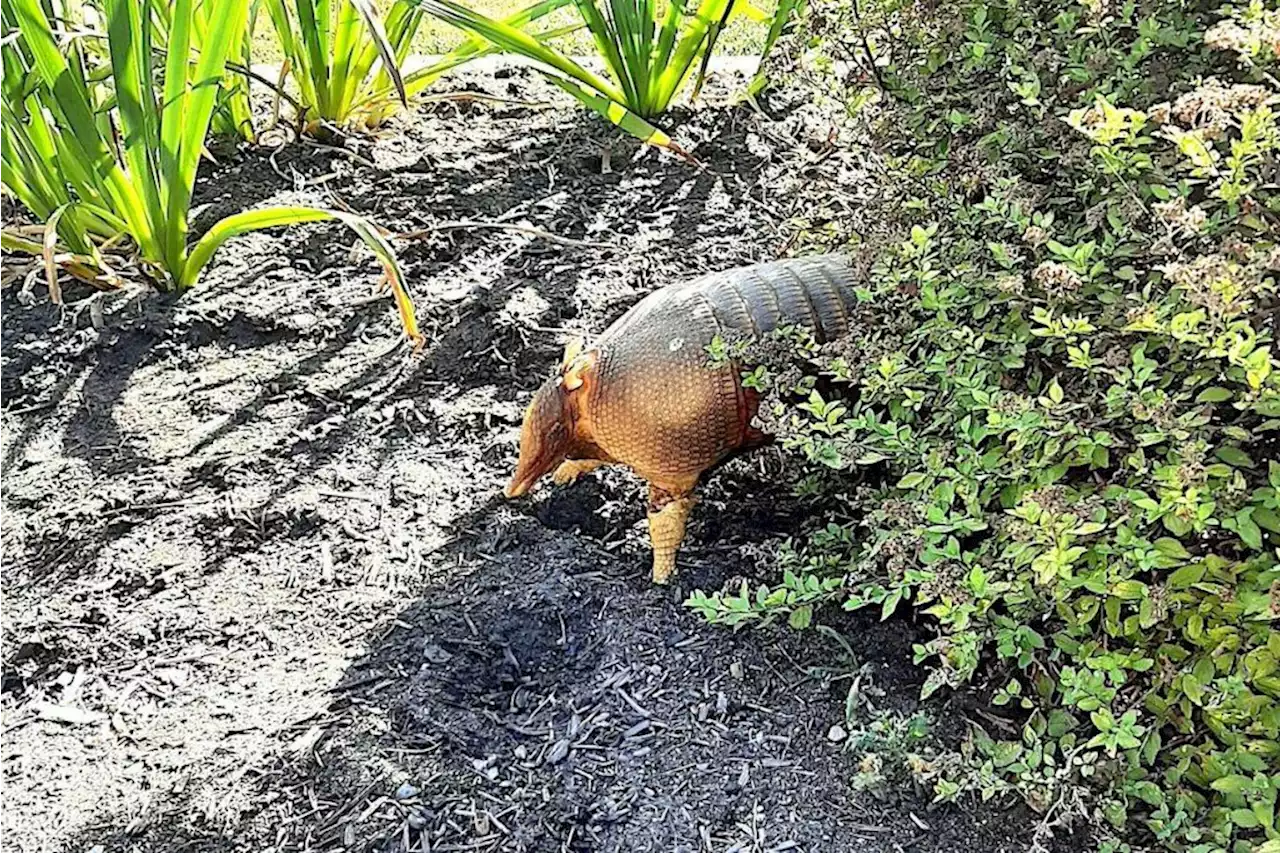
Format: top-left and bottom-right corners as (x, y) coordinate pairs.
(422, 644), (451, 665)
(514, 744), (528, 760)
(827, 724), (848, 743)
(395, 782), (419, 800)
(545, 739), (570, 765)
(407, 809), (429, 830)
(729, 661), (743, 679)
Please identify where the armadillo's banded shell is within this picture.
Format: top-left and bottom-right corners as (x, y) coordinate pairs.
(586, 255), (858, 485)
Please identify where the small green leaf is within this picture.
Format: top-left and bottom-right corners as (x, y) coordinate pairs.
(1196, 387), (1233, 403)
(788, 605), (813, 630)
(1167, 563), (1205, 588)
(1215, 446), (1255, 468)
(1153, 538), (1191, 560)
(1229, 808), (1259, 828)
(1210, 774), (1251, 795)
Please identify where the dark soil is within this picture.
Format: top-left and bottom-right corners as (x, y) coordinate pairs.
(3, 66), (1050, 852)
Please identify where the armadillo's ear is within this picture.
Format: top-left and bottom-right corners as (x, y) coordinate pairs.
(560, 335), (585, 370)
(560, 349), (595, 392)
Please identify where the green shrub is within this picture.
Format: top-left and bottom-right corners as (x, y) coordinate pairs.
(263, 0), (409, 131)
(264, 0), (573, 132)
(1, 0), (419, 343)
(688, 1), (1280, 849)
(419, 0), (801, 155)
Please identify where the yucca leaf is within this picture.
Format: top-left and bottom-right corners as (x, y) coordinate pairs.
(1, 230), (44, 254)
(165, 0), (250, 282)
(183, 206), (421, 345)
(267, 0), (411, 128)
(573, 0), (636, 107)
(420, 0), (623, 103)
(653, 0), (686, 91)
(265, 0), (319, 109)
(652, 0), (730, 111)
(42, 203), (71, 304)
(8, 0), (154, 258)
(746, 0), (800, 96)
(104, 0), (165, 246)
(377, 0), (577, 104)
(329, 0), (361, 115)
(347, 0), (406, 108)
(295, 0), (332, 117)
(543, 73), (686, 155)
(690, 0), (736, 100)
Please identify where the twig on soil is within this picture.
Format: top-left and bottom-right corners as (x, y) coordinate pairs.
(298, 138), (379, 170)
(615, 688), (651, 718)
(397, 220), (616, 251)
(103, 496), (217, 518)
(419, 91), (555, 110)
(317, 489), (381, 503)
(327, 673), (394, 694)
(1, 715), (34, 736)
(5, 400), (62, 416)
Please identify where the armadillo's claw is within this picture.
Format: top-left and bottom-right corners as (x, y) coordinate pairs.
(648, 490), (696, 585)
(552, 459), (606, 486)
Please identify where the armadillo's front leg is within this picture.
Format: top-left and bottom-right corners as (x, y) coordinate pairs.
(647, 483), (697, 585)
(553, 459), (607, 485)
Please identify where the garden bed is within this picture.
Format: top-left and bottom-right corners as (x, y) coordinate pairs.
(3, 65), (1048, 852)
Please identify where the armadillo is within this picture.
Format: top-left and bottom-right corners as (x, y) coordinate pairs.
(504, 255), (859, 583)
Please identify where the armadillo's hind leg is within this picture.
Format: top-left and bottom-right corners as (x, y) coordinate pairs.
(647, 483), (698, 585)
(553, 459), (607, 485)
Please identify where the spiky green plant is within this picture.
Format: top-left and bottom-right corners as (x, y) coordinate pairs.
(264, 0), (573, 131)
(0, 0), (420, 342)
(1, 0), (119, 259)
(263, 0), (407, 130)
(418, 0), (799, 155)
(152, 0), (263, 141)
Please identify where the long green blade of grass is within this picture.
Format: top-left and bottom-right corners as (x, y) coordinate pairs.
(347, 0), (406, 107)
(419, 0), (623, 103)
(745, 0), (799, 96)
(184, 206), (421, 346)
(370, 0), (577, 104)
(105, 0), (164, 248)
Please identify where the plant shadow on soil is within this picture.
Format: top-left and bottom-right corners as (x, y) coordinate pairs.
(3, 69), (1078, 853)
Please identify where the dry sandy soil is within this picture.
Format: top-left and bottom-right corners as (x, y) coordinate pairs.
(3, 67), (1059, 853)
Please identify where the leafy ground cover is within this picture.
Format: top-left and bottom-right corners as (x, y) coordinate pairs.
(689, 2), (1280, 851)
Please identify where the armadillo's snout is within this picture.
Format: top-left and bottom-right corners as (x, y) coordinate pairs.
(504, 444), (539, 499)
(503, 475), (531, 499)
(504, 380), (566, 500)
